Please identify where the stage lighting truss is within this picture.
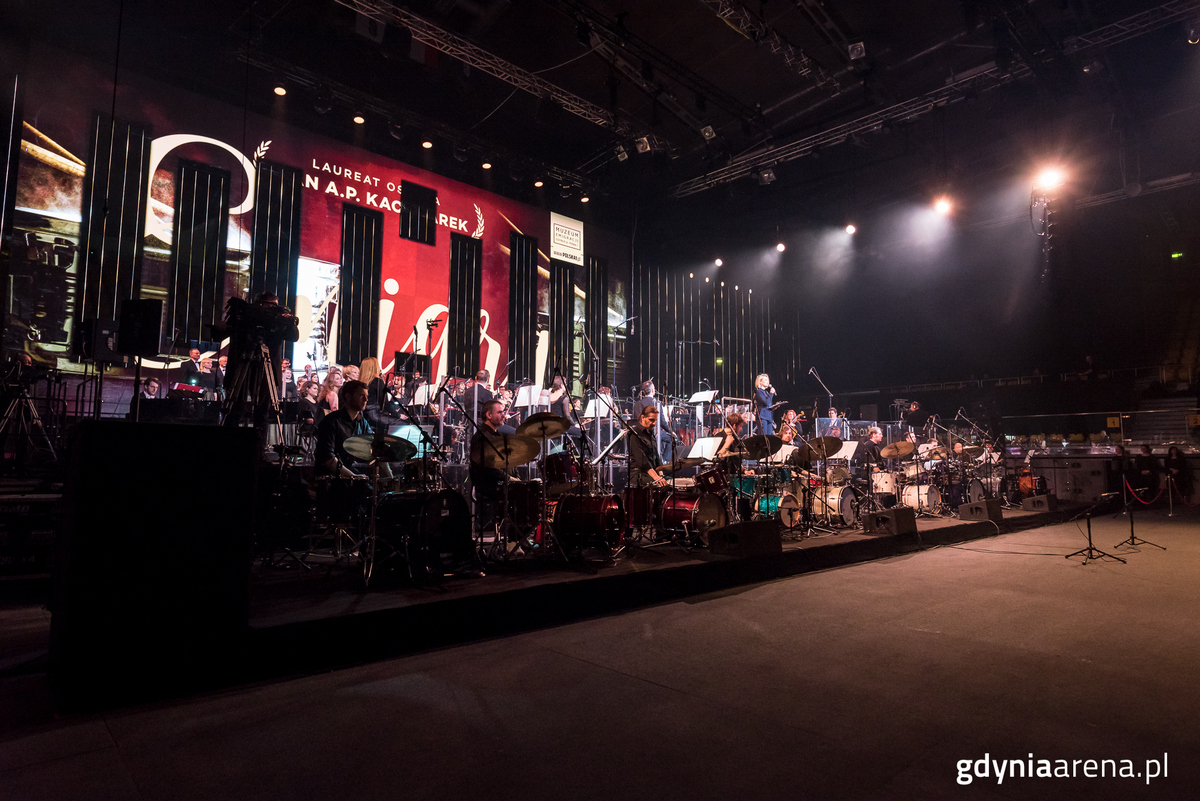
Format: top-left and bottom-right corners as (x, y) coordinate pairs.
(670, 0), (1200, 197)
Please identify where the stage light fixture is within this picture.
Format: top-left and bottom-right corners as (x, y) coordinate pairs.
(721, 281), (725, 287)
(846, 224), (856, 235)
(388, 120), (403, 140)
(422, 138), (434, 149)
(755, 167), (777, 185)
(689, 273), (694, 278)
(580, 195), (589, 203)
(1172, 252), (1185, 259)
(734, 285), (738, 290)
(273, 83), (287, 97)
(635, 137), (651, 154)
(1189, 25), (1199, 45)
(700, 125), (716, 141)
(1034, 168), (1066, 190)
(748, 288), (752, 294)
(714, 258), (723, 267)
(776, 243), (786, 252)
(482, 160), (493, 170)
(705, 276), (710, 283)
(534, 179), (544, 188)
(615, 145), (629, 162)
(353, 114), (366, 125)
(934, 198), (952, 215)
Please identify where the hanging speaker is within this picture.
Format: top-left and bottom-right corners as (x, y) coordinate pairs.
(119, 299), (163, 357)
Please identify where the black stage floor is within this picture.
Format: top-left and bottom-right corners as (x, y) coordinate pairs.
(245, 505), (1073, 680)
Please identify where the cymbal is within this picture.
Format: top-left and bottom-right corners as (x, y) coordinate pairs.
(922, 445), (948, 460)
(660, 456), (707, 474)
(343, 434), (418, 463)
(516, 412), (571, 440)
(880, 440), (914, 458)
(742, 434), (784, 460)
(794, 435), (842, 462)
(962, 445), (984, 458)
(470, 433), (541, 469)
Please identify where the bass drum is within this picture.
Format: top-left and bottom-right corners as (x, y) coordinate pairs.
(811, 485), (857, 526)
(376, 489), (473, 572)
(551, 494), (624, 551)
(901, 484), (941, 512)
(543, 451), (591, 496)
(656, 491), (728, 545)
(755, 492), (801, 528)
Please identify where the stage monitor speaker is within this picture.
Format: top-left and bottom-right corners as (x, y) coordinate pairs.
(51, 421), (257, 708)
(959, 497), (1003, 524)
(1022, 494), (1058, 512)
(707, 519), (782, 557)
(863, 506), (917, 536)
(118, 299), (162, 357)
(79, 318), (122, 362)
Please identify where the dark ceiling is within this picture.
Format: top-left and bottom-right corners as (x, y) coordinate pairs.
(5, 0), (1198, 241)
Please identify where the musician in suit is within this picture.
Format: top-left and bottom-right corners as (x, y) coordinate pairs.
(180, 348), (203, 387)
(754, 374), (776, 435)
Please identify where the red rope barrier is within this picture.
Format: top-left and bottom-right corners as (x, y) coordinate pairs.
(1169, 476), (1200, 507)
(1124, 478), (1164, 506)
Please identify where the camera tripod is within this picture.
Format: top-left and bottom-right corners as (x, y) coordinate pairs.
(221, 342), (286, 446)
(0, 388), (57, 473)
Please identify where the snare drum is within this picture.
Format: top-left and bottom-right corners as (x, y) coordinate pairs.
(694, 467), (729, 495)
(655, 491), (728, 545)
(551, 494), (624, 550)
(811, 485), (857, 526)
(756, 492), (801, 528)
(870, 471), (897, 495)
(901, 484), (941, 512)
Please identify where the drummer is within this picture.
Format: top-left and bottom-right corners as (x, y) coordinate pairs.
(857, 426), (886, 472)
(629, 405), (670, 488)
(314, 379), (388, 478)
(713, 412), (746, 465)
(469, 399), (519, 525)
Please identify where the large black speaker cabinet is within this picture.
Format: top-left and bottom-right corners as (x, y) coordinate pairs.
(118, 298), (163, 357)
(51, 421), (257, 707)
(959, 498), (1004, 524)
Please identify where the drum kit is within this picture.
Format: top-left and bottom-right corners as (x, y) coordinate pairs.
(862, 438), (1012, 517)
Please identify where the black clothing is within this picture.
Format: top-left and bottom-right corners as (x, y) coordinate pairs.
(468, 424), (518, 499)
(180, 359), (202, 387)
(314, 410), (372, 475)
(904, 407), (931, 429)
(1164, 453), (1193, 497)
(365, 376), (390, 428)
(858, 438), (885, 470)
(549, 390), (571, 420)
(1132, 452), (1160, 494)
(299, 398), (319, 426)
(627, 423), (662, 487)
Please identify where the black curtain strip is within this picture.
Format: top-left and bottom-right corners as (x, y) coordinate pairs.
(585, 254), (608, 387)
(399, 180), (437, 246)
(448, 232), (483, 380)
(77, 114), (151, 331)
(508, 232), (538, 387)
(546, 259), (574, 387)
(168, 159), (230, 345)
(250, 161), (303, 312)
(337, 203), (383, 366)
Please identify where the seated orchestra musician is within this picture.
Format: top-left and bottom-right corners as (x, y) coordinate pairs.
(714, 412), (745, 460)
(140, 377), (161, 400)
(1132, 444), (1160, 496)
(778, 409), (800, 443)
(628, 405), (669, 488)
(314, 379), (382, 478)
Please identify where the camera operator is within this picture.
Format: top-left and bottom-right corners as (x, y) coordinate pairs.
(221, 292), (300, 445)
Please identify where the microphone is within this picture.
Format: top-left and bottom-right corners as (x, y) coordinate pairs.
(435, 372), (452, 397)
(713, 339), (720, 346)
(808, 366), (815, 375)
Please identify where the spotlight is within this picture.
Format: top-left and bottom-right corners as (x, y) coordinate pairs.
(1189, 25), (1199, 45)
(1034, 168), (1066, 190)
(705, 276), (710, 283)
(580, 195), (589, 203)
(934, 198), (952, 215)
(700, 125), (716, 141)
(273, 82), (287, 97)
(714, 258), (723, 267)
(845, 224), (856, 235)
(422, 139), (434, 149)
(482, 160), (493, 170)
(353, 114), (365, 125)
(689, 273), (694, 278)
(755, 166), (777, 185)
(776, 243), (786, 252)
(534, 178), (544, 188)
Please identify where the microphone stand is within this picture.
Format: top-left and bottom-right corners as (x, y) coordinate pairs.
(809, 367), (835, 419)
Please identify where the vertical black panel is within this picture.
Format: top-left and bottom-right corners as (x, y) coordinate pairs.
(0, 73), (20, 269)
(399, 180), (437, 246)
(337, 203), (383, 366)
(249, 160), (303, 360)
(584, 255), (608, 386)
(508, 232), (538, 386)
(167, 160), (230, 345)
(77, 115), (151, 341)
(546, 259), (574, 388)
(448, 231), (483, 380)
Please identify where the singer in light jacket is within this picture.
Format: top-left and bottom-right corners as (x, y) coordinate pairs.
(754, 374), (776, 436)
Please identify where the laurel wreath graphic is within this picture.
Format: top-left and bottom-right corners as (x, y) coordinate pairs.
(253, 140), (272, 162)
(472, 204), (485, 238)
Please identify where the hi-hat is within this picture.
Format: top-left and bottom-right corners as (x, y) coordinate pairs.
(880, 440), (914, 458)
(343, 434), (417, 463)
(660, 457), (707, 474)
(470, 433), (540, 468)
(516, 412), (571, 440)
